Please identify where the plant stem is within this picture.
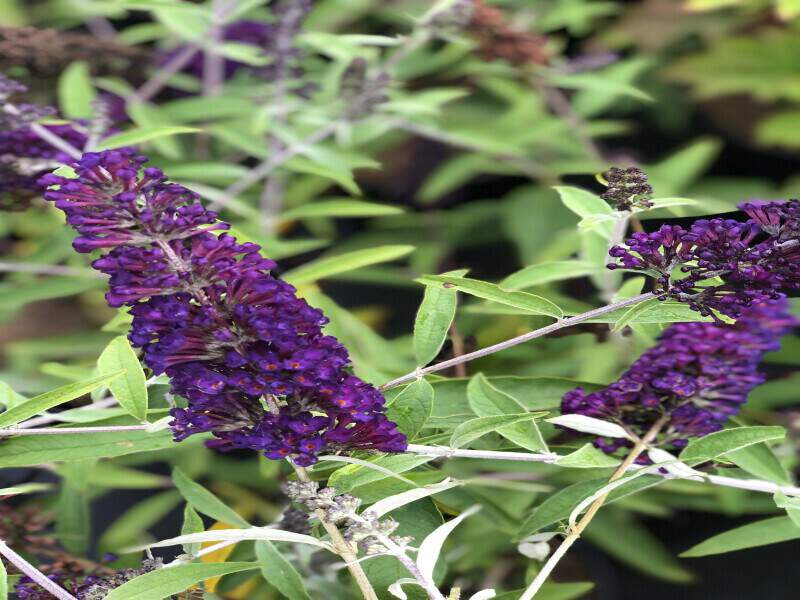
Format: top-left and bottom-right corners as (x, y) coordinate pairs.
(128, 45), (200, 105)
(380, 293), (654, 390)
(406, 444), (558, 464)
(0, 424), (150, 437)
(4, 103), (83, 159)
(519, 417), (668, 600)
(291, 464), (379, 600)
(0, 539), (78, 600)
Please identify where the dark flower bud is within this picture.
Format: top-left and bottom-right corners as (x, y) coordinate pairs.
(600, 166), (654, 211)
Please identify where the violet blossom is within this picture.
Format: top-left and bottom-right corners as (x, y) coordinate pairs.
(561, 297), (797, 453)
(41, 148), (406, 466)
(608, 200), (800, 319)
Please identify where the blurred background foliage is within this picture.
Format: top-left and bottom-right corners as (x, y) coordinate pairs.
(1, 1), (800, 599)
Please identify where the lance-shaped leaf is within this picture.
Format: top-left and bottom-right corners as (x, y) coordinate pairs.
(680, 516), (800, 557)
(0, 371), (124, 429)
(417, 505), (481, 582)
(500, 261), (598, 290)
(368, 478), (461, 518)
(98, 336), (148, 421)
(94, 126), (201, 151)
(679, 426), (786, 465)
(416, 275), (562, 318)
(547, 415), (632, 440)
(172, 467), (249, 528)
(255, 540), (312, 600)
(138, 527), (332, 552)
(468, 373), (548, 451)
(450, 413), (547, 448)
(284, 245), (414, 286)
(413, 270), (466, 366)
(104, 562), (260, 600)
(386, 379), (433, 440)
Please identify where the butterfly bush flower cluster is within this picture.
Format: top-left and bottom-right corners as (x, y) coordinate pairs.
(562, 298), (797, 453)
(41, 148), (406, 466)
(608, 200), (800, 318)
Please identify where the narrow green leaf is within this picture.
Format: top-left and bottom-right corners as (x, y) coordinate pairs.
(725, 443), (791, 484)
(500, 261), (598, 290)
(450, 413), (546, 449)
(494, 582), (594, 600)
(611, 298), (660, 333)
(255, 540), (312, 600)
(386, 379), (433, 441)
(98, 336), (148, 421)
(680, 426), (786, 464)
(56, 459), (95, 554)
(412, 269), (465, 366)
(0, 371), (124, 428)
(516, 476), (663, 539)
(104, 562), (259, 600)
(554, 186), (614, 224)
(284, 245), (414, 286)
(0, 483), (53, 496)
(172, 467), (249, 528)
(467, 373), (548, 452)
(774, 492), (800, 528)
(0, 428), (180, 467)
(416, 275), (562, 318)
(328, 455), (433, 492)
(94, 126), (200, 151)
(556, 444), (620, 469)
(181, 504), (205, 556)
(281, 199), (404, 220)
(680, 516), (800, 557)
(58, 61), (96, 119)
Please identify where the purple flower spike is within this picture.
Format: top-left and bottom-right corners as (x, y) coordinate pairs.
(607, 200), (800, 319)
(561, 298), (796, 453)
(43, 149), (406, 465)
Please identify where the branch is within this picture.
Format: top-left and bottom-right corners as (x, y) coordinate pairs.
(0, 539), (78, 600)
(520, 417), (667, 599)
(380, 292), (655, 390)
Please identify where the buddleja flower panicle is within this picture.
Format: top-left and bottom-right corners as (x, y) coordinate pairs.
(561, 297), (797, 453)
(42, 148), (406, 466)
(608, 200), (800, 319)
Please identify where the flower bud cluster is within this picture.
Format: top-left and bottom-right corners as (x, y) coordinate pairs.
(600, 166), (653, 211)
(282, 481), (412, 555)
(42, 148), (406, 466)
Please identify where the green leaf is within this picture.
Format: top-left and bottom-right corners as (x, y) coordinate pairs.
(0, 428), (180, 467)
(0, 483), (53, 496)
(774, 492), (800, 528)
(94, 126), (200, 151)
(56, 460), (95, 554)
(467, 373), (548, 452)
(680, 426), (786, 465)
(516, 476), (663, 539)
(328, 455), (433, 493)
(680, 516), (800, 557)
(725, 443), (791, 484)
(255, 540), (312, 600)
(0, 277), (104, 312)
(549, 72), (653, 103)
(500, 261), (598, 290)
(386, 379), (433, 441)
(281, 199), (404, 220)
(611, 298), (660, 333)
(585, 510), (693, 583)
(412, 270), (464, 366)
(554, 186), (615, 236)
(104, 562), (259, 600)
(416, 275), (563, 318)
(555, 444), (620, 469)
(172, 467), (249, 528)
(0, 371), (124, 428)
(181, 504), (204, 556)
(98, 336), (148, 421)
(126, 102), (185, 160)
(283, 245), (414, 286)
(450, 414), (546, 449)
(58, 61), (96, 119)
